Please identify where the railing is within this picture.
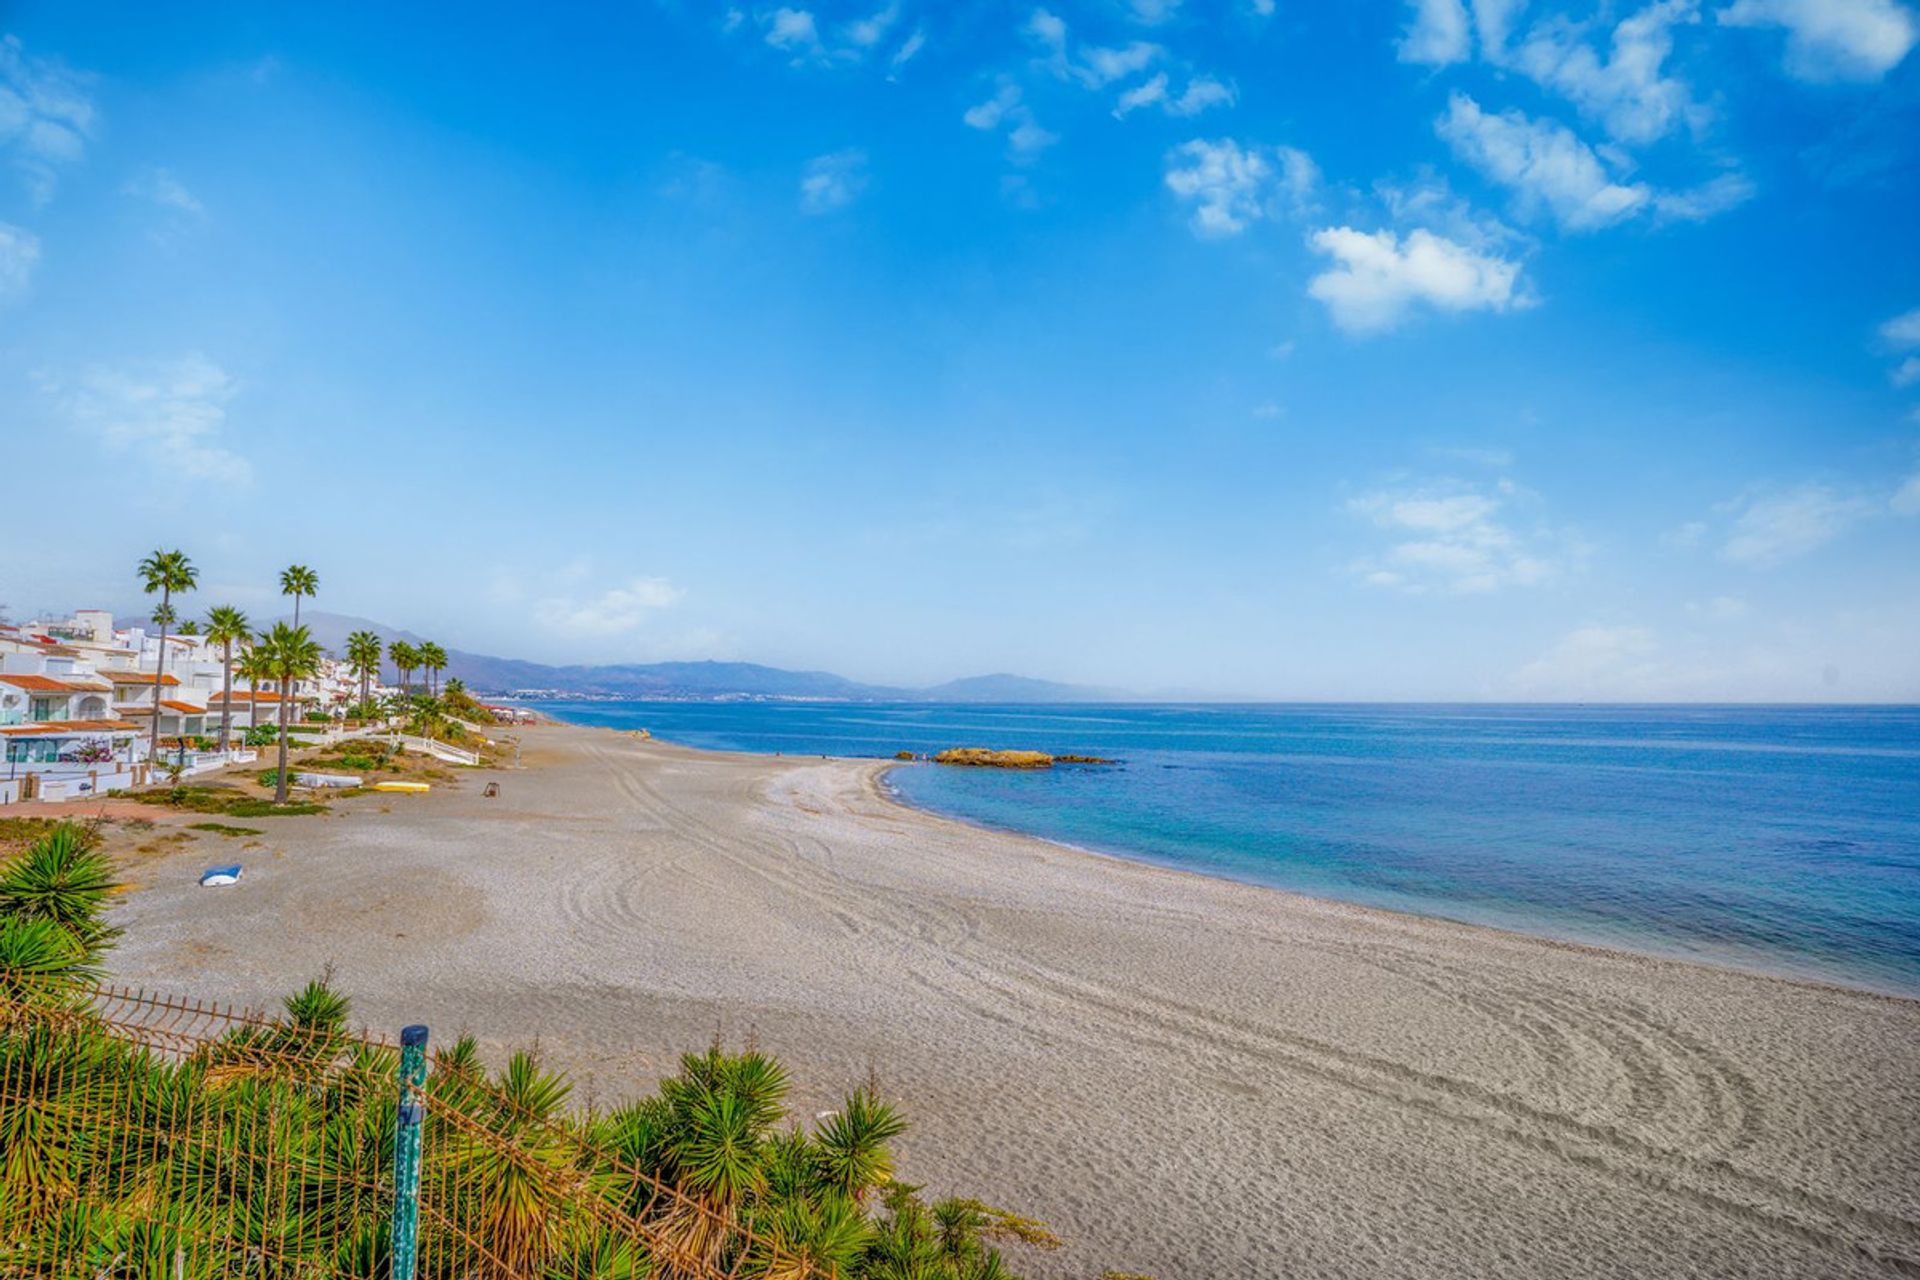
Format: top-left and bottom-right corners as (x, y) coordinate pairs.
(0, 980), (826, 1279)
(385, 734), (482, 766)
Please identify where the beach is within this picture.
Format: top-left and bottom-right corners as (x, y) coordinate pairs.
(103, 723), (1920, 1279)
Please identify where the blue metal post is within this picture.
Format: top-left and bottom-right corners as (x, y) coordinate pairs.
(390, 1024), (429, 1280)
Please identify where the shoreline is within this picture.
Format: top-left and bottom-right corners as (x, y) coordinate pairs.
(862, 756), (1920, 1010)
(100, 721), (1920, 1278)
(565, 712), (1920, 1006)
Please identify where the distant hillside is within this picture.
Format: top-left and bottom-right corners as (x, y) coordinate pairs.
(281, 612), (1120, 703)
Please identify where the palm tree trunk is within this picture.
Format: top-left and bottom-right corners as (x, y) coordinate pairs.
(275, 677), (291, 804)
(219, 641), (233, 751)
(293, 594), (301, 628)
(148, 588), (170, 763)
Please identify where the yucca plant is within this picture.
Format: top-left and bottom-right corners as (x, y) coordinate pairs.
(0, 823), (122, 968)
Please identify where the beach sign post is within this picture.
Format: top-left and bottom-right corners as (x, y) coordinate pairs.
(390, 1024), (429, 1280)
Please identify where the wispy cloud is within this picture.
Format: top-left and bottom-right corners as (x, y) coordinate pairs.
(1720, 0), (1918, 82)
(1438, 94), (1651, 231)
(1399, 0), (1473, 65)
(534, 576), (683, 635)
(1163, 138), (1318, 236)
(1438, 94), (1754, 231)
(123, 167), (204, 215)
(963, 81), (1056, 162)
(799, 149), (868, 214)
(0, 222), (39, 303)
(1880, 306), (1920, 385)
(1512, 624), (1661, 696)
(1347, 476), (1561, 592)
(1114, 72), (1235, 119)
(45, 354), (252, 484)
(1509, 1), (1704, 145)
(764, 7), (824, 57)
(1718, 482), (1883, 565)
(1307, 226), (1529, 335)
(0, 34), (96, 203)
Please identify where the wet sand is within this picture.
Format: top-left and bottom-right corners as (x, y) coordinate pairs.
(105, 723), (1920, 1278)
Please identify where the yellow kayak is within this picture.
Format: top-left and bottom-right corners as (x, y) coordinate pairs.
(372, 781), (430, 794)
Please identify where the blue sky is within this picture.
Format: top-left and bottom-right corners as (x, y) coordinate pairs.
(2, 1), (1918, 699)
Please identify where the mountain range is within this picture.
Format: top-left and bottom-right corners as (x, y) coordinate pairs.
(281, 613), (1124, 703)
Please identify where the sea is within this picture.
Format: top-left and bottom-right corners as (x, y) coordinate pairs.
(525, 701), (1920, 998)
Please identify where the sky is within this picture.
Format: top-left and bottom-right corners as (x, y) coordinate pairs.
(2, 0), (1918, 700)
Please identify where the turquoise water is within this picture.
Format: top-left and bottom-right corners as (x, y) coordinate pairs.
(528, 701), (1920, 997)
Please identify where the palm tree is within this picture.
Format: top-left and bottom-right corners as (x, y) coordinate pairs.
(389, 640), (418, 697)
(344, 630), (382, 715)
(203, 606), (250, 751)
(136, 550), (197, 762)
(254, 623), (321, 804)
(278, 564), (319, 627)
(418, 641), (447, 698)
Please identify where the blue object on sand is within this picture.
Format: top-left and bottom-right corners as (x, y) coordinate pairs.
(199, 865), (243, 887)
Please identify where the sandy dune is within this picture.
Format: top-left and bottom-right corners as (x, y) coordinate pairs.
(105, 724), (1920, 1278)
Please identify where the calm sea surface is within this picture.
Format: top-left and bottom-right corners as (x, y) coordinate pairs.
(527, 701), (1920, 997)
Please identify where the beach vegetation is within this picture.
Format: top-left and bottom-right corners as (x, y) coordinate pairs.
(136, 548), (198, 763)
(278, 563), (319, 627)
(252, 622), (323, 804)
(203, 604), (250, 751)
(0, 820), (1054, 1279)
(345, 628), (383, 710)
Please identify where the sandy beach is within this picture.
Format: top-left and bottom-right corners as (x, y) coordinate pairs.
(99, 723), (1920, 1279)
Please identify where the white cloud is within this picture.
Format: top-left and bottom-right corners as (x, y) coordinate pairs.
(1438, 94), (1651, 231)
(1512, 625), (1662, 697)
(1026, 7), (1069, 50)
(123, 167), (204, 215)
(1472, 0), (1527, 51)
(1117, 72), (1232, 120)
(1115, 72), (1170, 117)
(1347, 477), (1559, 593)
(1307, 226), (1528, 334)
(1649, 171), (1757, 221)
(0, 34), (95, 203)
(965, 82), (1056, 161)
(964, 83), (1021, 130)
(1164, 139), (1271, 235)
(1076, 41), (1162, 87)
(799, 149), (868, 214)
(534, 577), (684, 636)
(1511, 1), (1704, 145)
(1399, 0), (1473, 64)
(1129, 0), (1183, 23)
(1167, 76), (1235, 116)
(1720, 483), (1879, 565)
(1438, 94), (1753, 231)
(1882, 307), (1920, 348)
(1893, 472), (1920, 516)
(48, 354), (252, 484)
(1163, 139), (1318, 237)
(764, 7), (823, 56)
(1720, 0), (1918, 81)
(1893, 356), (1920, 387)
(844, 2), (900, 47)
(0, 222), (39, 302)
(889, 28), (927, 73)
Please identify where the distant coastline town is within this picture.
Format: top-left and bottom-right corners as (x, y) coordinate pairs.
(1, 552), (532, 806)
